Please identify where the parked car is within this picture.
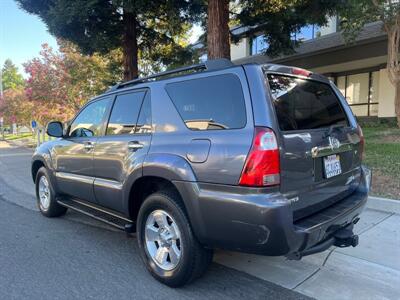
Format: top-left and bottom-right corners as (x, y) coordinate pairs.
(32, 59), (371, 287)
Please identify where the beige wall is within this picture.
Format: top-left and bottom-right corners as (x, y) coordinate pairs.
(378, 68), (396, 117)
(320, 16), (337, 36)
(312, 57), (395, 118)
(311, 56), (387, 74)
(231, 37), (250, 61)
(336, 69), (395, 118)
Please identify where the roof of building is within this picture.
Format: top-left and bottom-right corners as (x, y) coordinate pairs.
(234, 21), (387, 65)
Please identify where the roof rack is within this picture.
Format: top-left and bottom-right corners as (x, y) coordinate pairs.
(107, 58), (234, 93)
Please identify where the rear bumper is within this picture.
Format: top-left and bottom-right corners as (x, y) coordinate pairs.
(174, 165), (371, 256)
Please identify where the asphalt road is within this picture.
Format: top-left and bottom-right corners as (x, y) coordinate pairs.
(0, 143), (311, 300)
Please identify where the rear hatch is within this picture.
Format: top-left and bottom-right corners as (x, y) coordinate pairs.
(264, 70), (363, 221)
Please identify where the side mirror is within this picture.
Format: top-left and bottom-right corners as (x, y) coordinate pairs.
(47, 121), (64, 138)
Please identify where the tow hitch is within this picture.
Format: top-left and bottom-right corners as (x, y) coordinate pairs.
(333, 227), (359, 248)
(287, 222), (359, 260)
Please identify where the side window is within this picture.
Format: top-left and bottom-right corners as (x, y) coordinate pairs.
(106, 91), (145, 135)
(135, 92), (152, 134)
(69, 98), (111, 138)
(165, 74), (246, 130)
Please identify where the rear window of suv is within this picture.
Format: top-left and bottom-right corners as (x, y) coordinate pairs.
(166, 74), (246, 130)
(266, 74), (348, 131)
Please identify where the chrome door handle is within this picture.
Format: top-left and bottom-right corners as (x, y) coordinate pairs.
(128, 141), (144, 151)
(84, 142), (95, 150)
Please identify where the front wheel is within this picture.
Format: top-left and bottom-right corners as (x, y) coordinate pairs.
(137, 191), (213, 287)
(35, 167), (67, 217)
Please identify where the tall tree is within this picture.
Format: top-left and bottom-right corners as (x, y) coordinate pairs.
(24, 41), (123, 124)
(204, 1), (344, 60)
(339, 0), (400, 127)
(139, 24), (199, 76)
(16, 0), (201, 80)
(1, 59), (24, 91)
(237, 0), (343, 57)
(207, 0), (230, 59)
(0, 88), (33, 126)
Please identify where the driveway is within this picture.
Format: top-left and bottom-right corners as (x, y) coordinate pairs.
(1, 141), (399, 299)
(215, 208), (400, 299)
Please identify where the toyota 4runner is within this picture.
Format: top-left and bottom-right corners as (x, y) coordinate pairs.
(32, 59), (371, 287)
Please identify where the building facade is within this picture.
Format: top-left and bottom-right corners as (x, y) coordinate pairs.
(231, 17), (396, 119)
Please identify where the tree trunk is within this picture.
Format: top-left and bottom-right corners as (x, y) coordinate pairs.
(123, 11), (139, 81)
(384, 21), (400, 127)
(396, 81), (400, 127)
(207, 0), (230, 60)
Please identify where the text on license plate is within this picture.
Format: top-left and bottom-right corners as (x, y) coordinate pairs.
(323, 154), (342, 178)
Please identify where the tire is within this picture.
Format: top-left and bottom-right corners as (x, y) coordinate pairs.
(35, 167), (67, 218)
(137, 190), (213, 287)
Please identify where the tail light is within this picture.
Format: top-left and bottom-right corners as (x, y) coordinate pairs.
(239, 127), (280, 187)
(357, 125), (365, 160)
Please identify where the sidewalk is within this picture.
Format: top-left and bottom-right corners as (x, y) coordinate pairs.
(4, 138), (36, 148)
(0, 140), (14, 148)
(215, 202), (400, 299)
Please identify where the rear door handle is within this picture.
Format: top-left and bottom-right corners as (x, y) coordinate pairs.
(84, 141), (95, 150)
(128, 141), (144, 151)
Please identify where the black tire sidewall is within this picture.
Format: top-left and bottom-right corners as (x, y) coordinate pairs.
(36, 168), (51, 212)
(35, 167), (65, 217)
(137, 193), (195, 286)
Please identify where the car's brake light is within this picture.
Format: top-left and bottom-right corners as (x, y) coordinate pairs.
(239, 127), (280, 187)
(292, 67), (312, 77)
(357, 125), (365, 160)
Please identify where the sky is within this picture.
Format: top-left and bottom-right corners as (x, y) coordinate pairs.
(0, 0), (58, 75)
(0, 0), (202, 77)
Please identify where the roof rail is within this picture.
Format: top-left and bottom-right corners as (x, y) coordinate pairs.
(107, 58), (233, 93)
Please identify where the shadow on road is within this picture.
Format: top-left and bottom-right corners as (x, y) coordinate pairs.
(0, 198), (310, 300)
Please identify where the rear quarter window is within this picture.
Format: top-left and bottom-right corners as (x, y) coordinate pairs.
(267, 74), (348, 131)
(165, 74), (246, 130)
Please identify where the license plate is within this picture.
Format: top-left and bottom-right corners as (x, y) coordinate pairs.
(323, 154), (342, 178)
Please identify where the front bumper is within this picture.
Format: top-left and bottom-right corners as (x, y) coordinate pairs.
(174, 165), (371, 256)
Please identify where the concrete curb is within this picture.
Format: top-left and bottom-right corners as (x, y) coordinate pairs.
(4, 139), (36, 149)
(367, 196), (400, 214)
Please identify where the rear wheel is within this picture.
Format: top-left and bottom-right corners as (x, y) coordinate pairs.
(137, 191), (213, 287)
(35, 167), (67, 217)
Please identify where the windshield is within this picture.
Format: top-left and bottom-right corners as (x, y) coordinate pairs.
(266, 74), (349, 131)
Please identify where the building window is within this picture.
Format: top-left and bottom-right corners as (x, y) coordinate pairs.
(251, 25), (321, 56)
(251, 35), (268, 55)
(199, 53), (207, 63)
(336, 71), (379, 117)
(292, 25), (321, 42)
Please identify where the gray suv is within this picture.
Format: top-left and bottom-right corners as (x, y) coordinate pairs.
(32, 59), (371, 287)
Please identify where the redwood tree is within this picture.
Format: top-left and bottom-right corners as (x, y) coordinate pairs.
(16, 0), (200, 80)
(205, 1), (344, 60)
(207, 0), (230, 59)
